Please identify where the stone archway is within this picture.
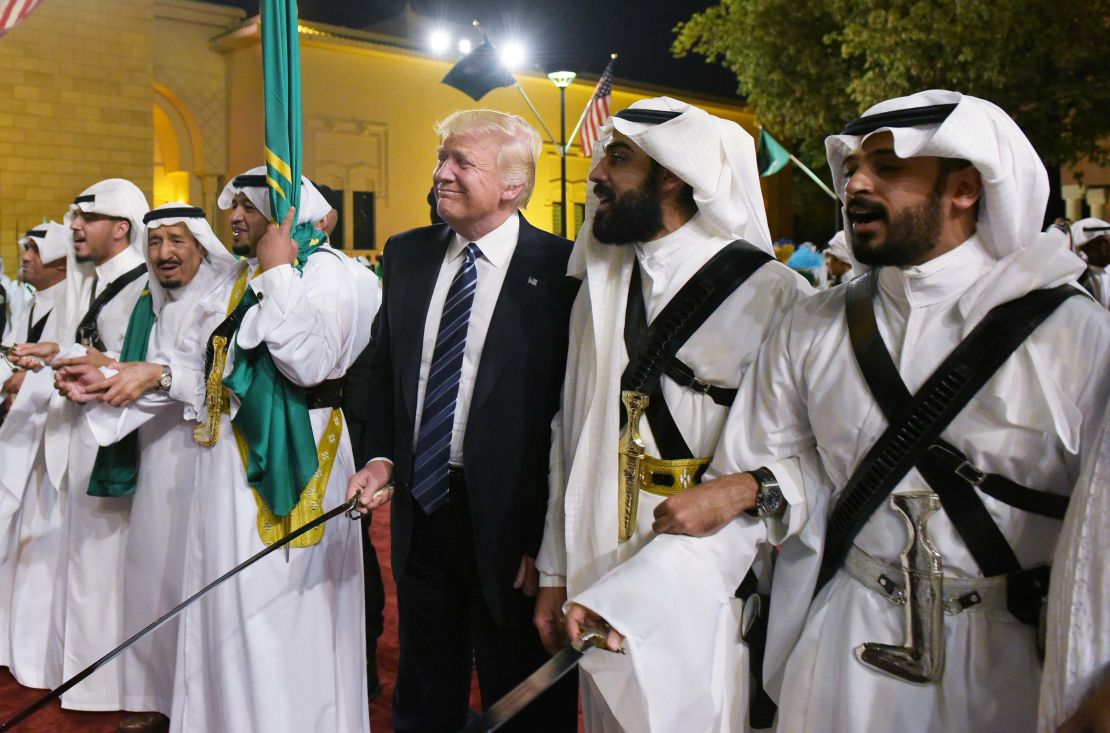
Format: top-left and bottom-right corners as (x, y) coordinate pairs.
(153, 84), (218, 219)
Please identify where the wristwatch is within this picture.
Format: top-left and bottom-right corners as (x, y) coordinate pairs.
(157, 365), (173, 392)
(745, 466), (786, 518)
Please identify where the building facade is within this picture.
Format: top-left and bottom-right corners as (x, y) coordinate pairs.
(1, 0), (788, 276)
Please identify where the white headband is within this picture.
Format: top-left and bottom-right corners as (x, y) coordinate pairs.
(826, 89), (1048, 260)
(217, 166), (334, 226)
(19, 221), (68, 264)
(606, 96), (773, 254)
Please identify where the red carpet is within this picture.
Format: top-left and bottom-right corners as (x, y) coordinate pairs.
(0, 507), (495, 733)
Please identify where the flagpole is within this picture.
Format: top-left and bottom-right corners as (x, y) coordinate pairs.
(566, 99), (591, 152)
(789, 153), (838, 200)
(548, 71), (576, 238)
(513, 82), (557, 147)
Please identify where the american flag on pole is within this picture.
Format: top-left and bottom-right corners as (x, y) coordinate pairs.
(579, 58), (614, 158)
(0, 0), (45, 39)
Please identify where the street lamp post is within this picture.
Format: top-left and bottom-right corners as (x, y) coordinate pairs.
(548, 71), (576, 237)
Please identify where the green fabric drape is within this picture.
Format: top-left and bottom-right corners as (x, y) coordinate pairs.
(87, 289), (155, 498)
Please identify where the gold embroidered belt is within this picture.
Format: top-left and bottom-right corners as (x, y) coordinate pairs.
(637, 455), (711, 497)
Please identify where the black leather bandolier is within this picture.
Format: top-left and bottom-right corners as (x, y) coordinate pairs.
(75, 263), (147, 352)
(815, 270), (1079, 627)
(620, 239), (771, 454)
(27, 304), (50, 344)
(620, 239), (776, 727)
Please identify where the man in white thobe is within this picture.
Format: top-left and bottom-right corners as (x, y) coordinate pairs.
(567, 90), (1110, 733)
(0, 223), (68, 689)
(823, 230), (853, 288)
(533, 97), (810, 733)
(1038, 409), (1110, 732)
(162, 171), (376, 733)
(1072, 217), (1110, 309)
(1, 255), (33, 344)
(11, 179), (151, 711)
(55, 204), (241, 732)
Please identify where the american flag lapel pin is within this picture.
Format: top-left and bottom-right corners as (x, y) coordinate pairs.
(528, 276), (538, 286)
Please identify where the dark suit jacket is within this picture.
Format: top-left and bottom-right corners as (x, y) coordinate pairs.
(364, 213), (578, 627)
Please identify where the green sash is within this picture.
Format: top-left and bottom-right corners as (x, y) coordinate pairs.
(87, 289), (155, 498)
(221, 235), (325, 518)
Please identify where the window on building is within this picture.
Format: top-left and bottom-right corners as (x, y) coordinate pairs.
(353, 191), (375, 250)
(574, 203), (585, 237)
(553, 203), (565, 237)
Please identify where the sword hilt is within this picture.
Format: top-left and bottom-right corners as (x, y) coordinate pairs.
(574, 626), (626, 654)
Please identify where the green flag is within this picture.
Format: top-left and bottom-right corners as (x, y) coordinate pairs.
(260, 0), (320, 261)
(757, 128), (791, 177)
(222, 0), (322, 519)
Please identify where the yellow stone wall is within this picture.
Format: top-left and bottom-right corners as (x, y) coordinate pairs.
(0, 0), (155, 279)
(0, 2), (782, 279)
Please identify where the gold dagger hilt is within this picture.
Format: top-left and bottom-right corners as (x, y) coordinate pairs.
(617, 389), (650, 542)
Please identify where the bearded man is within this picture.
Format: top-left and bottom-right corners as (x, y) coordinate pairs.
(567, 90), (1110, 733)
(534, 97), (810, 732)
(57, 204), (240, 733)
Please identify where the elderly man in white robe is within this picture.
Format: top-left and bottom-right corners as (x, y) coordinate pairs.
(10, 179), (150, 712)
(55, 204), (240, 733)
(532, 97), (810, 733)
(0, 223), (68, 690)
(566, 90), (1110, 733)
(153, 171), (376, 733)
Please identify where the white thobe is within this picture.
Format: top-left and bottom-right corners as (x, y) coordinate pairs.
(538, 216), (810, 732)
(0, 281), (65, 689)
(1084, 265), (1110, 309)
(1038, 408), (1110, 731)
(1, 275), (33, 344)
(85, 262), (229, 714)
(169, 246), (378, 733)
(48, 246), (148, 710)
(577, 235), (1110, 733)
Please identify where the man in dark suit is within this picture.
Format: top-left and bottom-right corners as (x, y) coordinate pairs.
(348, 110), (579, 733)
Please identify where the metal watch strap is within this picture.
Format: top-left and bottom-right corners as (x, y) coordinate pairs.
(746, 466), (784, 518)
(158, 365), (172, 392)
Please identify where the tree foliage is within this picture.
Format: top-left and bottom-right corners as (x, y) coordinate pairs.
(673, 0), (1110, 168)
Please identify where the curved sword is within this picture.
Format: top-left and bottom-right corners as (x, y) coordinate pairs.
(459, 630), (623, 733)
(0, 496), (361, 732)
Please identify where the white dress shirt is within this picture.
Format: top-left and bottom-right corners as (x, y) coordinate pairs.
(412, 213), (520, 465)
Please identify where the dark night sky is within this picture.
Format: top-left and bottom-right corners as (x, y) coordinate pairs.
(208, 0), (742, 99)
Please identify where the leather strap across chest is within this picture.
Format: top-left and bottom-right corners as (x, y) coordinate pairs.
(75, 263), (147, 351)
(814, 271), (1078, 602)
(620, 239), (772, 460)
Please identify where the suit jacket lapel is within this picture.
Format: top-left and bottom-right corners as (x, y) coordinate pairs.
(397, 226), (452, 423)
(469, 216), (538, 415)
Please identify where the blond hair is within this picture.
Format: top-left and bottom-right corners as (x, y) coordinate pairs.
(435, 109), (542, 209)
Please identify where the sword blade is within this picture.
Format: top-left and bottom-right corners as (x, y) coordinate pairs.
(0, 497), (359, 732)
(459, 644), (589, 733)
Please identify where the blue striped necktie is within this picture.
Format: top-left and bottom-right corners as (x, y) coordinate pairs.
(411, 242), (481, 514)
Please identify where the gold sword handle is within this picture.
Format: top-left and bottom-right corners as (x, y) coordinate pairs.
(617, 390), (650, 542)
